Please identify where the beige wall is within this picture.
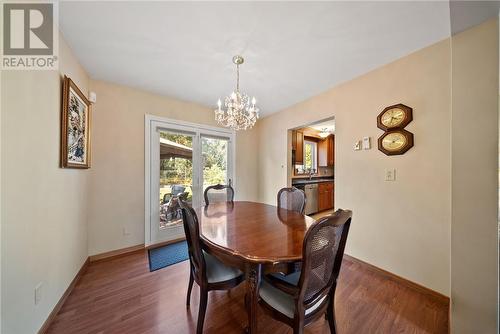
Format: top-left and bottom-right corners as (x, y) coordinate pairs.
(450, 19), (499, 334)
(255, 39), (452, 295)
(1, 34), (90, 334)
(87, 80), (258, 255)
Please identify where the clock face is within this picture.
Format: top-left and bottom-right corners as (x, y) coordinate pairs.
(382, 132), (407, 151)
(378, 129), (414, 155)
(377, 104), (412, 131)
(381, 108), (405, 128)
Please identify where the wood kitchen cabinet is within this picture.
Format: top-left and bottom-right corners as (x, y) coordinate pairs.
(328, 135), (334, 166)
(318, 135), (335, 167)
(292, 130), (304, 165)
(318, 182), (334, 211)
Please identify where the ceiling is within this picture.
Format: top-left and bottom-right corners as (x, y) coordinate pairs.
(60, 1), (452, 117)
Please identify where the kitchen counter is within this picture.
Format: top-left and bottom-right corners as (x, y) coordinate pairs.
(292, 178), (334, 185)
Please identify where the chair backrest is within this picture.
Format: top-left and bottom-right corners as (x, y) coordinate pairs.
(203, 184), (235, 206)
(296, 209), (352, 313)
(179, 199), (206, 282)
(277, 187), (306, 214)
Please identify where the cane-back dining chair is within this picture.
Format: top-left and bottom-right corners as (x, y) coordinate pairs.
(259, 209), (352, 334)
(203, 184), (234, 206)
(277, 187), (306, 214)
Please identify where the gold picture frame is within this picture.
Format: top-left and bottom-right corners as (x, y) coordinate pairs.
(61, 76), (91, 168)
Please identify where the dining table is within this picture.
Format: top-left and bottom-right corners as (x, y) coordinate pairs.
(195, 201), (316, 334)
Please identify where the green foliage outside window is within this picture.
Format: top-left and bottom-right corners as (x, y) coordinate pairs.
(158, 133), (228, 200)
(304, 142), (313, 170)
(202, 137), (227, 187)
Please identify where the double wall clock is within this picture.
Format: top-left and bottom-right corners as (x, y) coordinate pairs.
(377, 103), (414, 155)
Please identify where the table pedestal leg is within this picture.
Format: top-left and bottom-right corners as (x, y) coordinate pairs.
(245, 263), (261, 334)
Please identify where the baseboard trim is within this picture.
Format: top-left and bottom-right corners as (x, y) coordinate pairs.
(89, 244), (145, 263)
(38, 257), (89, 334)
(146, 237), (186, 250)
(344, 254), (450, 306)
(89, 238), (187, 263)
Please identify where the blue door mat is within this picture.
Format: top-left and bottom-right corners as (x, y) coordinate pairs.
(148, 240), (189, 272)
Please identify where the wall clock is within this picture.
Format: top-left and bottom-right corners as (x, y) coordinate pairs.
(377, 103), (414, 156)
(377, 103), (412, 131)
(378, 129), (414, 155)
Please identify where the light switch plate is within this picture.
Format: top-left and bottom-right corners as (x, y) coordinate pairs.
(385, 169), (396, 181)
(362, 137), (371, 150)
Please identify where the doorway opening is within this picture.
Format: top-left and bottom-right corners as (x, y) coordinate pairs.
(288, 117), (335, 219)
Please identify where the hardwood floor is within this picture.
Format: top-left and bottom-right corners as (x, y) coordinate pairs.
(46, 250), (448, 334)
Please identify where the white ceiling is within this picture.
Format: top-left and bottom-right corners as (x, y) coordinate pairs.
(59, 1), (451, 117)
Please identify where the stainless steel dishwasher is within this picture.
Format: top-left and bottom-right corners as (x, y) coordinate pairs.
(304, 183), (318, 215)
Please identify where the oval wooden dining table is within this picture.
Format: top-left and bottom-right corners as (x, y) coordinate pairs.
(194, 201), (316, 334)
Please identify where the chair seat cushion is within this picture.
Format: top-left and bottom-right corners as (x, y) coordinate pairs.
(260, 273), (326, 319)
(268, 271), (301, 286)
(203, 251), (242, 283)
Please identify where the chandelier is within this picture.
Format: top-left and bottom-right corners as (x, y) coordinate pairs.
(215, 55), (259, 130)
(318, 128), (331, 138)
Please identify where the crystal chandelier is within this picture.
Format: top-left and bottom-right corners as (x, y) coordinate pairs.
(215, 55), (259, 130)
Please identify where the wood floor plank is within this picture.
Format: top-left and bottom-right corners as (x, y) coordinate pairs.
(46, 251), (448, 334)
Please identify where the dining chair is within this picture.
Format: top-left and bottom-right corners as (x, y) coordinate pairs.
(276, 187), (307, 274)
(203, 184), (234, 206)
(277, 187), (306, 214)
(179, 199), (244, 334)
(259, 209), (352, 334)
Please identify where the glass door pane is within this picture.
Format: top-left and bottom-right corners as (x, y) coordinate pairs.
(147, 116), (234, 246)
(157, 130), (194, 240)
(201, 136), (231, 202)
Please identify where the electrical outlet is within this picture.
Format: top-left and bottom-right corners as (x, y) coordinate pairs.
(35, 282), (42, 305)
(123, 227), (130, 236)
(385, 169), (396, 181)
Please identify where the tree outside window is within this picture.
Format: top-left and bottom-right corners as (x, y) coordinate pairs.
(304, 140), (317, 171)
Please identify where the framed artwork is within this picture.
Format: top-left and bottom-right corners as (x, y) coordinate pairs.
(61, 76), (91, 168)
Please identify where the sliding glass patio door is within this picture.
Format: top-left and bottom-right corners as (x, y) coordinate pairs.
(146, 116), (234, 245)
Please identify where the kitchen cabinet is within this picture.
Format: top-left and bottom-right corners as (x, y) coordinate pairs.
(318, 135), (335, 167)
(328, 135), (334, 166)
(318, 181), (334, 211)
(292, 130), (304, 165)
